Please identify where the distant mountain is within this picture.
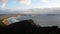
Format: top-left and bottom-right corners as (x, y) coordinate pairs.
(0, 9), (19, 14)
(0, 8), (60, 14)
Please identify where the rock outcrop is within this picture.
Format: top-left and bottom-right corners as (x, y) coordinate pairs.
(0, 19), (60, 34)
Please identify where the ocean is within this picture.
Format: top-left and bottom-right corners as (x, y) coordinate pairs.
(7, 14), (60, 27)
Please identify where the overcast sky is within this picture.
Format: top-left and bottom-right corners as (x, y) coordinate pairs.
(0, 0), (60, 9)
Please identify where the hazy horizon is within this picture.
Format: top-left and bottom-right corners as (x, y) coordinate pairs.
(1, 8), (60, 14)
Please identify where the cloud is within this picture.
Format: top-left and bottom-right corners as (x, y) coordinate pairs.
(41, 0), (60, 2)
(41, 0), (51, 2)
(18, 0), (31, 5)
(1, 3), (6, 8)
(0, 0), (7, 8)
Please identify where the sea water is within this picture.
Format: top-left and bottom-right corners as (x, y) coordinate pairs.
(7, 14), (60, 27)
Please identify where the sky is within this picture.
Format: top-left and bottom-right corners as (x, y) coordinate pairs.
(0, 0), (60, 9)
